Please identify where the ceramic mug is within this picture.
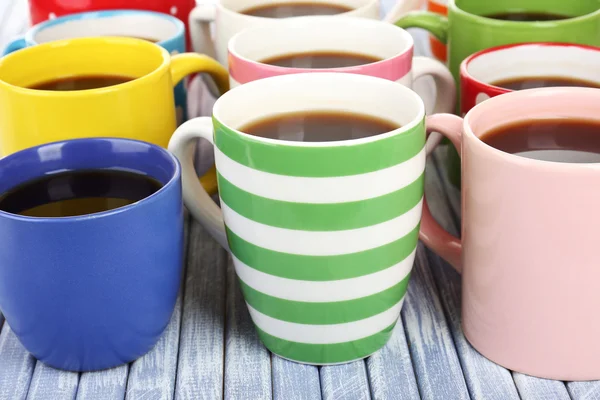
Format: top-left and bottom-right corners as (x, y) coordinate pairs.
(3, 10), (191, 125)
(422, 87), (600, 380)
(0, 137), (183, 371)
(395, 0), (600, 188)
(460, 43), (600, 115)
(227, 16), (456, 116)
(28, 0), (197, 51)
(426, 0), (448, 62)
(189, 0), (380, 66)
(168, 72), (428, 365)
(0, 36), (228, 194)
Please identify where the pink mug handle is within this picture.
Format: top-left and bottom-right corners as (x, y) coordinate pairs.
(422, 114), (464, 272)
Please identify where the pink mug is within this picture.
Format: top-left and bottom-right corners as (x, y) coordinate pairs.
(422, 87), (600, 380)
(226, 16), (456, 116)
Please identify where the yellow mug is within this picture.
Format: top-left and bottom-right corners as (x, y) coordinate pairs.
(0, 37), (229, 194)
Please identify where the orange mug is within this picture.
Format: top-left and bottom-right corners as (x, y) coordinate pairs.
(427, 0), (448, 62)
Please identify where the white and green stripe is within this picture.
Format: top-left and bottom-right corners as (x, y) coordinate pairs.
(215, 117), (425, 364)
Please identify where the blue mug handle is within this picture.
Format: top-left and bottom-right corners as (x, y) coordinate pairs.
(3, 36), (26, 56)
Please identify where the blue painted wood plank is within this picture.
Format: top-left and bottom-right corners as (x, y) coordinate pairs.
(175, 221), (227, 400)
(512, 374), (570, 400)
(366, 322), (420, 400)
(272, 356), (320, 400)
(26, 363), (78, 400)
(320, 361), (370, 400)
(76, 366), (127, 400)
(424, 153), (520, 400)
(568, 381), (600, 400)
(0, 324), (35, 400)
(224, 257), (272, 400)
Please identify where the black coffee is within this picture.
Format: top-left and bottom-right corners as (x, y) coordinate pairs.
(484, 11), (571, 21)
(261, 51), (382, 68)
(0, 169), (163, 217)
(30, 75), (135, 91)
(490, 76), (600, 91)
(241, 2), (352, 17)
(239, 111), (399, 142)
(480, 118), (600, 162)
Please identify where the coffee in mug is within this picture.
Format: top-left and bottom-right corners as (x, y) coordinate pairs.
(29, 75), (135, 91)
(483, 11), (571, 21)
(240, 2), (353, 17)
(239, 110), (399, 141)
(489, 76), (600, 91)
(261, 51), (382, 68)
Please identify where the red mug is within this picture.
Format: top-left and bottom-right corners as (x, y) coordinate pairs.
(460, 42), (600, 115)
(28, 0), (196, 50)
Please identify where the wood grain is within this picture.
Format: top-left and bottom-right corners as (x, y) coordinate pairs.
(568, 381), (600, 400)
(77, 366), (127, 400)
(26, 363), (78, 400)
(320, 361), (371, 400)
(175, 221), (228, 400)
(224, 257), (272, 400)
(271, 356), (321, 400)
(0, 325), (35, 400)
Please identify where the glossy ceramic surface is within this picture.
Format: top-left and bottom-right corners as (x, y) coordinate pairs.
(421, 87), (600, 380)
(0, 137), (184, 371)
(227, 16), (455, 115)
(169, 73), (427, 365)
(3, 10), (190, 124)
(0, 36), (228, 193)
(28, 0), (196, 51)
(427, 0), (447, 62)
(460, 43), (600, 114)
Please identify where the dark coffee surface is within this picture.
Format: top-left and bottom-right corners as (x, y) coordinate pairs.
(261, 51), (382, 68)
(491, 76), (600, 90)
(30, 75), (134, 91)
(480, 118), (600, 162)
(241, 2), (352, 17)
(239, 111), (399, 142)
(0, 169), (163, 217)
(484, 11), (570, 21)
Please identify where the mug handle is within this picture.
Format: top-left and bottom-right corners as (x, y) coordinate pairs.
(393, 11), (449, 44)
(188, 5), (223, 99)
(168, 117), (229, 250)
(412, 56), (456, 153)
(2, 36), (26, 56)
(170, 53), (230, 196)
(421, 113), (463, 272)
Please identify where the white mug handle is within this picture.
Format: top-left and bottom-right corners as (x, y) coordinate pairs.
(383, 0), (426, 22)
(189, 4), (217, 58)
(168, 118), (229, 250)
(412, 55), (456, 153)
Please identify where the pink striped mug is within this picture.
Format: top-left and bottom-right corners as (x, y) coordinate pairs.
(422, 87), (600, 380)
(227, 16), (456, 115)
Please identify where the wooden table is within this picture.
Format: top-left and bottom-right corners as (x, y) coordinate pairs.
(1, 1), (599, 399)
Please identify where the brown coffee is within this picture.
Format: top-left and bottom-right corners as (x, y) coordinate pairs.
(484, 11), (571, 21)
(491, 76), (600, 91)
(0, 169), (163, 217)
(29, 75), (135, 91)
(261, 51), (382, 68)
(480, 118), (600, 162)
(239, 111), (399, 142)
(241, 2), (352, 18)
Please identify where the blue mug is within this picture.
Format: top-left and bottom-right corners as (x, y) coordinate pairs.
(0, 138), (184, 371)
(3, 10), (190, 124)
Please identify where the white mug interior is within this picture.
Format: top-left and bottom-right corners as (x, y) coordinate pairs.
(229, 16), (412, 63)
(213, 72), (424, 144)
(466, 44), (600, 88)
(34, 13), (180, 44)
(219, 0), (377, 14)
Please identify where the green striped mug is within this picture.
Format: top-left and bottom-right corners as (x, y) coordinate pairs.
(168, 73), (427, 365)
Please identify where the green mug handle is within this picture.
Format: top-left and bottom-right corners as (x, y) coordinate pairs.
(394, 11), (449, 44)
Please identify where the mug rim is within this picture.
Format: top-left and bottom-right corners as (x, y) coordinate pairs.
(216, 0), (380, 19)
(212, 72), (426, 148)
(460, 42), (600, 97)
(449, 0), (600, 24)
(227, 15), (414, 77)
(26, 9), (185, 46)
(0, 137), (181, 223)
(0, 36), (171, 97)
(463, 86), (600, 169)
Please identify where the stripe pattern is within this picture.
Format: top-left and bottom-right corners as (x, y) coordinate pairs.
(216, 118), (425, 364)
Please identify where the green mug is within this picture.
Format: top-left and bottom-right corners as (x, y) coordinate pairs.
(395, 0), (600, 187)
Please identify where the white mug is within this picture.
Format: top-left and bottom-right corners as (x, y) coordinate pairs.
(189, 0), (380, 66)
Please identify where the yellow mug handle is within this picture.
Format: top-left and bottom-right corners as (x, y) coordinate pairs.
(170, 53), (230, 196)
